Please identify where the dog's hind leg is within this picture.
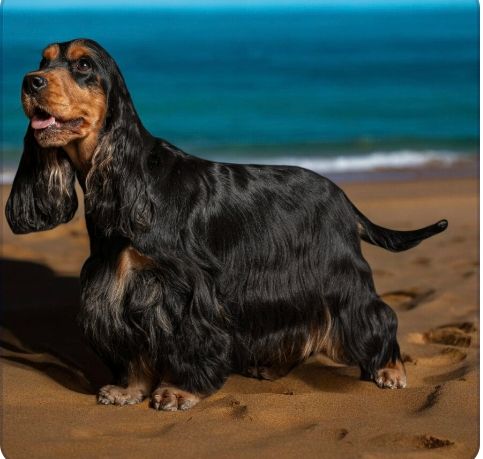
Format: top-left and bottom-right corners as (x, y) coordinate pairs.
(340, 297), (407, 389)
(372, 358), (407, 389)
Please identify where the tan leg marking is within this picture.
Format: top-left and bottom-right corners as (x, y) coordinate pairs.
(99, 250), (157, 406)
(300, 310), (342, 362)
(109, 246), (154, 303)
(150, 384), (201, 412)
(98, 358), (156, 406)
(116, 246), (154, 280)
(375, 359), (407, 389)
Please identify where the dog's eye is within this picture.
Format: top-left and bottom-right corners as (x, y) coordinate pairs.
(75, 58), (92, 73)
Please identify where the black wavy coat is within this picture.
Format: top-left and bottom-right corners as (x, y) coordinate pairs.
(5, 39), (447, 396)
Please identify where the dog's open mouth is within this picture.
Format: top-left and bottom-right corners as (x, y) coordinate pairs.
(31, 107), (83, 131)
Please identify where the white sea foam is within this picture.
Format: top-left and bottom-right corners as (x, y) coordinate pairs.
(241, 150), (463, 173)
(0, 150), (470, 185)
(1, 169), (16, 185)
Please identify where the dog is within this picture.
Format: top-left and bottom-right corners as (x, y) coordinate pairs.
(6, 39), (447, 411)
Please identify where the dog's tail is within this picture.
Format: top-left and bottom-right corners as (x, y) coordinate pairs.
(351, 204), (448, 252)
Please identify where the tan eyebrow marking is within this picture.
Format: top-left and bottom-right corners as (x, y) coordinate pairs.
(66, 42), (92, 61)
(43, 44), (60, 61)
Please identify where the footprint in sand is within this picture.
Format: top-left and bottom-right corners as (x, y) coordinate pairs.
(381, 287), (435, 310)
(415, 384), (443, 412)
(228, 399), (252, 421)
(372, 432), (454, 450)
(453, 260), (479, 278)
(418, 435), (454, 449)
(416, 347), (467, 367)
(303, 424), (349, 441)
(424, 322), (475, 348)
(231, 403), (250, 420)
(424, 365), (470, 385)
(207, 396), (254, 421)
(412, 256), (431, 267)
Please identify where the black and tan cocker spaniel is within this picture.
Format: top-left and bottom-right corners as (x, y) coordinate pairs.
(6, 39), (447, 411)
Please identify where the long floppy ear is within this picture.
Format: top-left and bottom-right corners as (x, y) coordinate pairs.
(84, 52), (155, 239)
(5, 127), (78, 234)
(85, 125), (155, 239)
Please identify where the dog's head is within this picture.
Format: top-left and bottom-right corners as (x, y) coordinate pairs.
(6, 39), (152, 236)
(21, 39), (126, 153)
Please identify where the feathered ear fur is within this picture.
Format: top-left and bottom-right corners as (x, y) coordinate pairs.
(5, 127), (78, 234)
(84, 54), (155, 239)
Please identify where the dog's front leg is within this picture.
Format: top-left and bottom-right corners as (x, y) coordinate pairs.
(149, 328), (232, 411)
(150, 384), (201, 412)
(79, 252), (159, 407)
(149, 283), (232, 411)
(81, 249), (232, 410)
(149, 359), (228, 412)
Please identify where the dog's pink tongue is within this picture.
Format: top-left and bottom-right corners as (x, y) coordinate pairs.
(31, 115), (55, 130)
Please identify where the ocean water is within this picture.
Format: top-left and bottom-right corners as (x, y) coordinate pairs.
(2, 5), (479, 181)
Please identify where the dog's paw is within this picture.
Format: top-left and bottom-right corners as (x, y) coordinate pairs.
(97, 385), (145, 406)
(150, 385), (200, 412)
(375, 360), (407, 389)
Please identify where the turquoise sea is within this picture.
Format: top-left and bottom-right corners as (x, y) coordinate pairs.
(2, 4), (479, 181)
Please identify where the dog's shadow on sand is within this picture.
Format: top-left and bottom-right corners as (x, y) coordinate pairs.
(0, 258), (110, 394)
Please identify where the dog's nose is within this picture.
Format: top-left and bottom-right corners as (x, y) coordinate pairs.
(23, 75), (47, 94)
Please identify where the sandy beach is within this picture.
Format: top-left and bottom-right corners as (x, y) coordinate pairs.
(0, 175), (478, 459)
